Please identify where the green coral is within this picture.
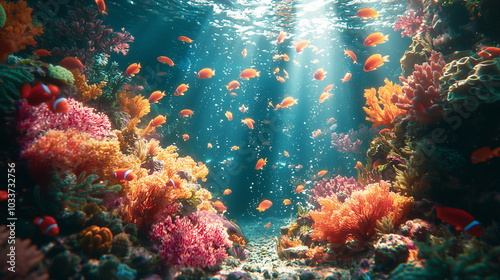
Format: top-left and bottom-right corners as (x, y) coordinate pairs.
(0, 64), (34, 105)
(0, 2), (5, 28)
(48, 64), (74, 85)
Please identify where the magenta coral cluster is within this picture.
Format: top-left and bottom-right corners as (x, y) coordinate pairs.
(311, 175), (363, 205)
(150, 211), (232, 269)
(51, 6), (134, 65)
(391, 50), (446, 124)
(394, 9), (429, 38)
(331, 126), (377, 154)
(16, 99), (115, 148)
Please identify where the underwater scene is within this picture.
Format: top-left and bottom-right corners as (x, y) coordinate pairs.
(1, 0), (500, 279)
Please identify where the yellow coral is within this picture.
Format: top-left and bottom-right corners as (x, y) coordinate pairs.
(117, 91), (150, 119)
(71, 69), (105, 102)
(363, 78), (407, 128)
(157, 145), (209, 182)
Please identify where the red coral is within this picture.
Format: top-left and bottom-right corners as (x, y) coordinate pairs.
(394, 9), (429, 38)
(0, 0), (44, 62)
(150, 211), (232, 269)
(391, 51), (446, 124)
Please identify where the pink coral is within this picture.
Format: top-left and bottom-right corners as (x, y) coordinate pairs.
(394, 9), (429, 38)
(391, 51), (446, 124)
(150, 211), (232, 269)
(311, 175), (363, 204)
(331, 126), (377, 153)
(16, 99), (115, 148)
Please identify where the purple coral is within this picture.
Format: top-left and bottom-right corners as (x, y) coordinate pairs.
(150, 211), (232, 269)
(394, 9), (429, 38)
(391, 50), (446, 124)
(16, 99), (115, 148)
(311, 175), (363, 205)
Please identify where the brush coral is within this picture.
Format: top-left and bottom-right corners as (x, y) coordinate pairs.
(71, 69), (106, 103)
(363, 78), (407, 128)
(310, 181), (413, 247)
(157, 145), (209, 182)
(117, 91), (150, 120)
(0, 0), (43, 62)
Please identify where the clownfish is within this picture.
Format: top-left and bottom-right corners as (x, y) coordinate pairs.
(0, 190), (8, 201)
(21, 83), (58, 106)
(436, 205), (483, 236)
(166, 178), (182, 189)
(33, 216), (59, 236)
(114, 169), (137, 182)
(47, 97), (69, 114)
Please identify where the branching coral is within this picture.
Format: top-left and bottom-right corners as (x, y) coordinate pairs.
(0, 0), (44, 62)
(156, 145), (209, 182)
(310, 181), (413, 247)
(311, 175), (363, 204)
(71, 69), (106, 103)
(394, 9), (429, 38)
(363, 78), (407, 128)
(331, 130), (363, 153)
(150, 211), (232, 269)
(117, 91), (150, 120)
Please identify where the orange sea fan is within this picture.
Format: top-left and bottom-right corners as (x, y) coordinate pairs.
(71, 69), (106, 102)
(156, 145), (209, 182)
(0, 0), (44, 62)
(363, 78), (407, 128)
(310, 181), (413, 247)
(117, 91), (150, 119)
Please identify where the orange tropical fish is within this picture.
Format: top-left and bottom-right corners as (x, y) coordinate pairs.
(207, 143), (213, 149)
(242, 48), (247, 57)
(33, 216), (59, 236)
(265, 222), (271, 228)
(197, 68), (215, 79)
(295, 40), (309, 53)
(256, 199), (272, 212)
(179, 109), (194, 117)
(125, 63), (141, 77)
(283, 54), (290, 61)
(283, 199), (291, 205)
(95, 0), (107, 15)
(166, 178), (182, 189)
(471, 147), (500, 164)
(295, 185), (304, 193)
(276, 96), (298, 110)
(356, 8), (379, 19)
(34, 49), (52, 57)
(341, 72), (352, 83)
(151, 115), (167, 126)
(240, 69), (260, 80)
(379, 128), (391, 134)
(242, 118), (255, 129)
(255, 158), (267, 170)
(344, 49), (357, 64)
(231, 145), (239, 151)
(319, 92), (333, 103)
(182, 134), (189, 141)
(327, 117), (337, 124)
(230, 92), (237, 96)
(312, 129), (322, 138)
(364, 54), (389, 72)
(273, 67), (279, 74)
(225, 111), (233, 121)
(283, 69), (289, 78)
(276, 76), (285, 83)
(148, 91), (165, 103)
(178, 36), (193, 43)
(239, 105), (247, 113)
(59, 57), (85, 69)
(313, 68), (326, 80)
(268, 102), (274, 108)
(157, 56), (174, 66)
(436, 205), (483, 236)
(223, 189), (232, 195)
(277, 31), (288, 44)
(364, 32), (389, 47)
(175, 84), (189, 96)
(296, 165), (303, 170)
(213, 200), (227, 212)
(323, 84), (334, 92)
(478, 47), (500, 58)
(226, 80), (240, 91)
(47, 97), (69, 114)
(114, 169), (137, 182)
(312, 59), (320, 64)
(284, 150), (289, 157)
(317, 170), (328, 177)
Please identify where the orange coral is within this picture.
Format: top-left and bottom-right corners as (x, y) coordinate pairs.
(71, 69), (106, 102)
(229, 234), (246, 247)
(310, 181), (413, 247)
(117, 91), (150, 119)
(363, 78), (407, 128)
(0, 0), (43, 62)
(156, 145), (209, 182)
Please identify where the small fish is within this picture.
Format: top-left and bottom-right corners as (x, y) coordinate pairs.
(231, 145), (239, 151)
(273, 67), (280, 74)
(364, 54), (389, 72)
(255, 158), (267, 170)
(256, 199), (272, 212)
(179, 109), (194, 117)
(265, 222), (271, 228)
(283, 69), (289, 78)
(148, 91), (165, 103)
(175, 84), (189, 96)
(182, 134), (189, 141)
(312, 129), (322, 138)
(197, 68), (215, 79)
(344, 49), (357, 64)
(34, 49), (52, 57)
(379, 128), (391, 134)
(356, 8), (379, 19)
(284, 150), (289, 157)
(341, 72), (352, 83)
(295, 40), (309, 53)
(240, 69), (260, 80)
(276, 76), (285, 83)
(323, 84), (334, 92)
(226, 80), (240, 91)
(59, 57), (85, 70)
(223, 189), (232, 195)
(225, 111), (233, 121)
(166, 178), (182, 189)
(47, 97), (69, 114)
(125, 63), (141, 77)
(319, 92), (333, 103)
(21, 83), (57, 106)
(478, 47), (500, 58)
(178, 36), (193, 43)
(214, 200), (227, 212)
(471, 146), (500, 164)
(242, 118), (255, 129)
(313, 68), (326, 80)
(276, 96), (298, 110)
(157, 56), (174, 66)
(207, 143), (213, 149)
(95, 0), (107, 15)
(33, 216), (59, 236)
(436, 205), (483, 236)
(242, 48), (247, 57)
(239, 105), (248, 113)
(311, 59), (320, 64)
(317, 170), (327, 177)
(230, 92), (237, 96)
(0, 190), (7, 201)
(283, 199), (291, 205)
(114, 169), (137, 181)
(364, 32), (389, 47)
(295, 165), (303, 170)
(277, 31), (288, 44)
(295, 185), (304, 193)
(151, 115), (167, 126)
(327, 117), (337, 124)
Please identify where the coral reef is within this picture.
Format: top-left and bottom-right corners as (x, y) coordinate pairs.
(0, 0), (43, 62)
(150, 211), (232, 269)
(80, 225), (113, 258)
(117, 90), (151, 120)
(311, 175), (363, 204)
(374, 234), (414, 273)
(363, 78), (407, 128)
(71, 69), (106, 102)
(331, 130), (363, 154)
(394, 9), (429, 38)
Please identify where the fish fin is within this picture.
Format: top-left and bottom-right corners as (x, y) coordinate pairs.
(384, 34), (389, 41)
(382, 55), (390, 62)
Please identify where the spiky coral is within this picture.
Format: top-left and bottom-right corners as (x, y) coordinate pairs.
(0, 0), (43, 62)
(150, 211), (232, 268)
(117, 91), (150, 120)
(310, 181), (413, 247)
(363, 79), (407, 128)
(71, 69), (106, 103)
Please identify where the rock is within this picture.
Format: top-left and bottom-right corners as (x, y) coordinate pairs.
(374, 234), (410, 273)
(263, 269), (271, 279)
(299, 271), (320, 280)
(282, 245), (309, 259)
